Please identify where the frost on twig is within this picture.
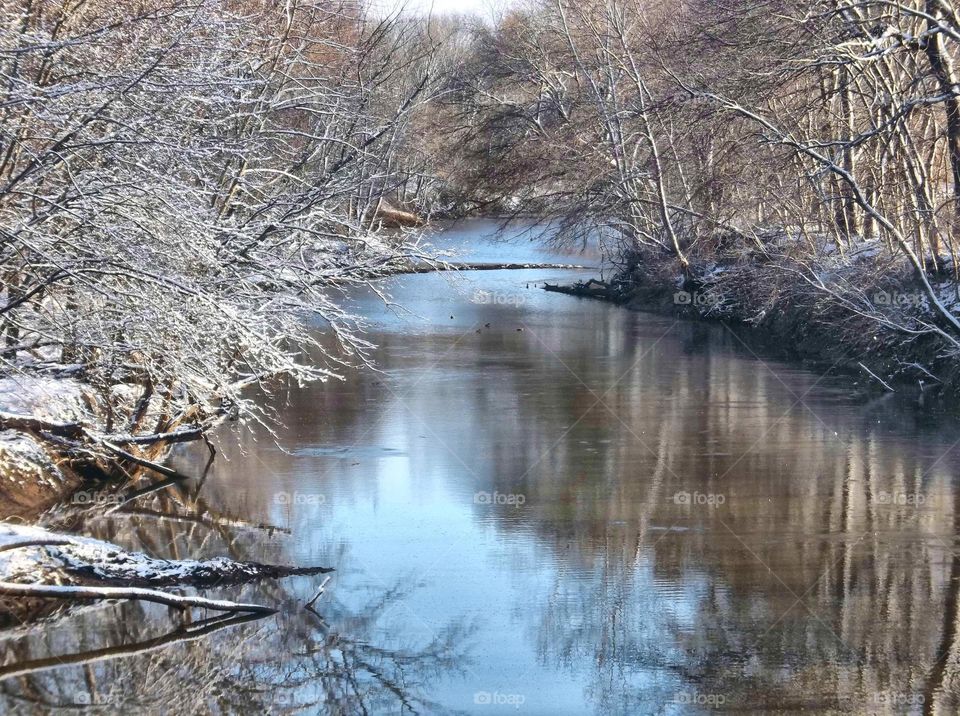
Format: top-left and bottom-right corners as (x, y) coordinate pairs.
(0, 0), (447, 488)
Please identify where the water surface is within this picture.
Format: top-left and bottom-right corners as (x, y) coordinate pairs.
(3, 219), (960, 715)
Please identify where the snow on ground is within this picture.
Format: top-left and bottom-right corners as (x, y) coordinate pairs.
(0, 431), (65, 491)
(0, 376), (92, 514)
(0, 375), (88, 423)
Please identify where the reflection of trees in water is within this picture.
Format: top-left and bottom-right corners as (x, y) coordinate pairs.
(0, 477), (472, 714)
(276, 312), (960, 713)
(45, 309), (960, 713)
(478, 326), (960, 713)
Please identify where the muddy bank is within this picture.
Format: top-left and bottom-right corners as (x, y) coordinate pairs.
(545, 239), (960, 395)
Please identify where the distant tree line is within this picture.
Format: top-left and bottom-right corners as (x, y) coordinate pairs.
(431, 0), (960, 363)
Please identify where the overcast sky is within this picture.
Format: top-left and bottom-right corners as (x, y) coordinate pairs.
(373, 0), (515, 20)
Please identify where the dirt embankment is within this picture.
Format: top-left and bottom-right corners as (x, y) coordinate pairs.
(0, 378), (95, 519)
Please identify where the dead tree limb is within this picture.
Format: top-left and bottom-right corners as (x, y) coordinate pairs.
(0, 580), (278, 614)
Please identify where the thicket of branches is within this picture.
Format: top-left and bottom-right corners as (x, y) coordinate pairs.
(0, 0), (445, 438)
(435, 0), (960, 363)
(7, 0), (960, 434)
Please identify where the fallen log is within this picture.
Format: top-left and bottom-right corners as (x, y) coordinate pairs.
(542, 278), (630, 302)
(0, 524), (333, 620)
(373, 204), (426, 228)
(404, 261), (592, 273)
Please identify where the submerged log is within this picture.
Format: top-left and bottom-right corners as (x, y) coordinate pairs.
(0, 524), (332, 621)
(542, 278), (630, 302)
(404, 261), (591, 274)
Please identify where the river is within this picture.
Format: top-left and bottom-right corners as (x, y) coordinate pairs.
(3, 219), (960, 714)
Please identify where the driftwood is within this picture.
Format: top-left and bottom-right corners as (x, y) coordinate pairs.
(404, 261), (591, 274)
(542, 278), (629, 302)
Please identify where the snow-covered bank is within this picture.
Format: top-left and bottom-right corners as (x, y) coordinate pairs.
(550, 237), (960, 394)
(0, 377), (92, 517)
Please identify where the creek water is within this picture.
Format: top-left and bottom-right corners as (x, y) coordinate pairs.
(4, 219), (960, 715)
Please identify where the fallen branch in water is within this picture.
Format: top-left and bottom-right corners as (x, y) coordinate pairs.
(0, 580), (278, 615)
(0, 525), (333, 621)
(97, 439), (194, 482)
(858, 362), (895, 392)
(403, 261), (593, 273)
(305, 575), (331, 613)
(0, 611), (263, 682)
(108, 427), (205, 445)
(542, 279), (631, 302)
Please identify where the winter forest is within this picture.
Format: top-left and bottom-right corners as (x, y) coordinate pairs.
(4, 0), (960, 714)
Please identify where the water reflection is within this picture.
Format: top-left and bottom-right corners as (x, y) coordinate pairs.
(186, 251), (960, 713)
(0, 497), (473, 714)
(3, 220), (960, 714)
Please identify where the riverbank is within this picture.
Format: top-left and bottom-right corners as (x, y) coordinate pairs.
(0, 376), (334, 623)
(545, 234), (960, 396)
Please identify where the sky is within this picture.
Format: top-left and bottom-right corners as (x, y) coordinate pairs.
(372, 0), (516, 20)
